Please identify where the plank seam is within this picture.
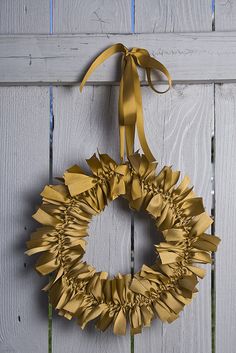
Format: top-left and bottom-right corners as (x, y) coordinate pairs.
(211, 81), (217, 353)
(211, 4), (216, 352)
(131, 2), (135, 352)
(48, 1), (54, 353)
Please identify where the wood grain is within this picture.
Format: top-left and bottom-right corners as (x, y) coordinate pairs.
(215, 0), (236, 31)
(213, 4), (236, 353)
(134, 4), (214, 353)
(52, 86), (131, 352)
(52, 3), (132, 352)
(133, 84), (214, 353)
(215, 84), (236, 353)
(0, 1), (232, 353)
(0, 0), (50, 34)
(135, 0), (212, 33)
(1, 32), (236, 85)
(0, 3), (51, 353)
(0, 87), (49, 353)
(53, 0), (131, 33)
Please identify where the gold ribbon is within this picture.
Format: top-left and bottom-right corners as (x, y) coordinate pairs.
(80, 43), (172, 162)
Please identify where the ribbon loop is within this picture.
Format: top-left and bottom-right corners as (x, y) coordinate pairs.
(80, 43), (172, 162)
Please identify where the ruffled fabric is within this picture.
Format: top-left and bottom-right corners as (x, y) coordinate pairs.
(26, 152), (220, 335)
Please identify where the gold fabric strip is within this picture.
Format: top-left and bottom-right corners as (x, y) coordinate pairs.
(80, 43), (172, 161)
(26, 153), (220, 335)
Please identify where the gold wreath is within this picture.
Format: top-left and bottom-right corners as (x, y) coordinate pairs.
(26, 152), (220, 335)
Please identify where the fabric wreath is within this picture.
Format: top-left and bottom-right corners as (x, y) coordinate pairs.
(26, 152), (220, 335)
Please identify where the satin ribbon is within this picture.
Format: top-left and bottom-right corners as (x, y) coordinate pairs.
(80, 43), (172, 162)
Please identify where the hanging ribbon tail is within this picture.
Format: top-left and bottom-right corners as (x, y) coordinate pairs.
(130, 55), (156, 162)
(121, 56), (137, 158)
(79, 43), (172, 162)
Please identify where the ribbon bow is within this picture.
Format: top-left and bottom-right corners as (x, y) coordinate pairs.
(80, 43), (172, 162)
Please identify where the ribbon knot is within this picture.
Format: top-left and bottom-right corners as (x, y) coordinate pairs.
(124, 49), (131, 57)
(80, 43), (172, 162)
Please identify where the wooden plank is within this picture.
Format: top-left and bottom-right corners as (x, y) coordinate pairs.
(133, 84), (214, 353)
(0, 0), (50, 34)
(135, 0), (212, 32)
(0, 87), (49, 353)
(53, 0), (131, 33)
(52, 86), (131, 352)
(215, 0), (236, 31)
(1, 32), (236, 84)
(134, 4), (213, 353)
(0, 2), (50, 352)
(52, 2), (131, 353)
(214, 5), (236, 353)
(215, 84), (236, 353)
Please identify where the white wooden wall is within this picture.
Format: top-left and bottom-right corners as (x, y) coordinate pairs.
(0, 1), (235, 353)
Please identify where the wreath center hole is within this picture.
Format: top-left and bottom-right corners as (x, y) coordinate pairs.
(84, 196), (164, 277)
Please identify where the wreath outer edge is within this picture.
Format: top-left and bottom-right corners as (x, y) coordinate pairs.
(26, 152), (220, 335)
